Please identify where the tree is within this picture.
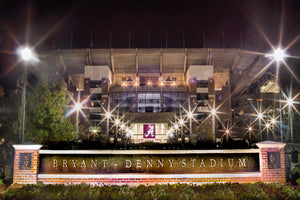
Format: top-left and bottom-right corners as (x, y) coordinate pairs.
(0, 90), (20, 183)
(24, 79), (76, 144)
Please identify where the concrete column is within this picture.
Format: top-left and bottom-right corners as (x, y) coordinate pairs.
(101, 78), (109, 135)
(188, 78), (197, 134)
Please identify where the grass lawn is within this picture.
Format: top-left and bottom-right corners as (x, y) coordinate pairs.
(1, 182), (300, 200)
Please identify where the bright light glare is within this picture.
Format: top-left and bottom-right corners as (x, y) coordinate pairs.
(120, 124), (125, 129)
(273, 48), (285, 62)
(179, 119), (184, 125)
(287, 98), (294, 106)
(225, 130), (229, 134)
(75, 103), (82, 111)
(258, 113), (263, 119)
(248, 127), (252, 131)
(271, 118), (276, 124)
(211, 109), (216, 115)
(115, 119), (120, 125)
(105, 112), (111, 119)
(266, 123), (270, 128)
(174, 124), (179, 129)
(20, 47), (33, 61)
(167, 130), (174, 138)
(187, 112), (193, 118)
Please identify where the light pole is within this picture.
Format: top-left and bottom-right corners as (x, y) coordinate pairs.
(105, 111), (112, 135)
(287, 97), (294, 151)
(211, 108), (216, 144)
(257, 112), (263, 141)
(179, 118), (184, 140)
(187, 111), (193, 138)
(248, 127), (253, 144)
(74, 92), (82, 148)
(19, 47), (34, 144)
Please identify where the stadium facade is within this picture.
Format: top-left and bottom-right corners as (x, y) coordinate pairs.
(37, 48), (278, 145)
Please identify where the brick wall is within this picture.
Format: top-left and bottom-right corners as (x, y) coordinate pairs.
(257, 141), (286, 183)
(12, 145), (42, 184)
(37, 174), (261, 186)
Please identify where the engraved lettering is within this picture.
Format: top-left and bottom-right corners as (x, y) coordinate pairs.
(81, 160), (87, 168)
(228, 159), (234, 167)
(238, 158), (246, 167)
(200, 159), (205, 167)
(125, 160), (132, 168)
(168, 159), (174, 168)
(157, 159), (164, 167)
(72, 160), (78, 168)
(63, 159), (68, 168)
(210, 159), (216, 167)
(146, 159), (152, 168)
(91, 160), (97, 168)
(181, 159), (186, 167)
(136, 159), (142, 168)
(191, 159), (196, 167)
(53, 159), (58, 168)
(102, 160), (107, 168)
(220, 159), (224, 167)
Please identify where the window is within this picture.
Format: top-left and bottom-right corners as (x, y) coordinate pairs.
(90, 80), (102, 88)
(90, 113), (101, 120)
(90, 93), (102, 100)
(197, 93), (208, 100)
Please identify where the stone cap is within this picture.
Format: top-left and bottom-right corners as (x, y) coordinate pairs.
(256, 141), (286, 149)
(13, 144), (43, 150)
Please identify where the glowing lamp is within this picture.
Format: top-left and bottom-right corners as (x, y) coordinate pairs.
(75, 103), (82, 111)
(20, 47), (33, 61)
(179, 119), (184, 125)
(174, 124), (179, 130)
(273, 48), (285, 62)
(271, 118), (276, 124)
(211, 109), (216, 115)
(115, 119), (120, 125)
(120, 124), (125, 130)
(287, 98), (293, 106)
(105, 112), (111, 119)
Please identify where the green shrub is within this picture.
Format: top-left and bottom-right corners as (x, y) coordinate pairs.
(2, 183), (300, 200)
(291, 164), (300, 185)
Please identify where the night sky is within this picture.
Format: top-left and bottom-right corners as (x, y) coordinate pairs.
(1, 0), (300, 93)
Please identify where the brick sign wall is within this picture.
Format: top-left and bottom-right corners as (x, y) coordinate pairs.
(13, 141), (286, 185)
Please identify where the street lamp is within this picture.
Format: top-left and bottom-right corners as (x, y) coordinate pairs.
(18, 46), (34, 144)
(273, 48), (285, 62)
(257, 112), (263, 141)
